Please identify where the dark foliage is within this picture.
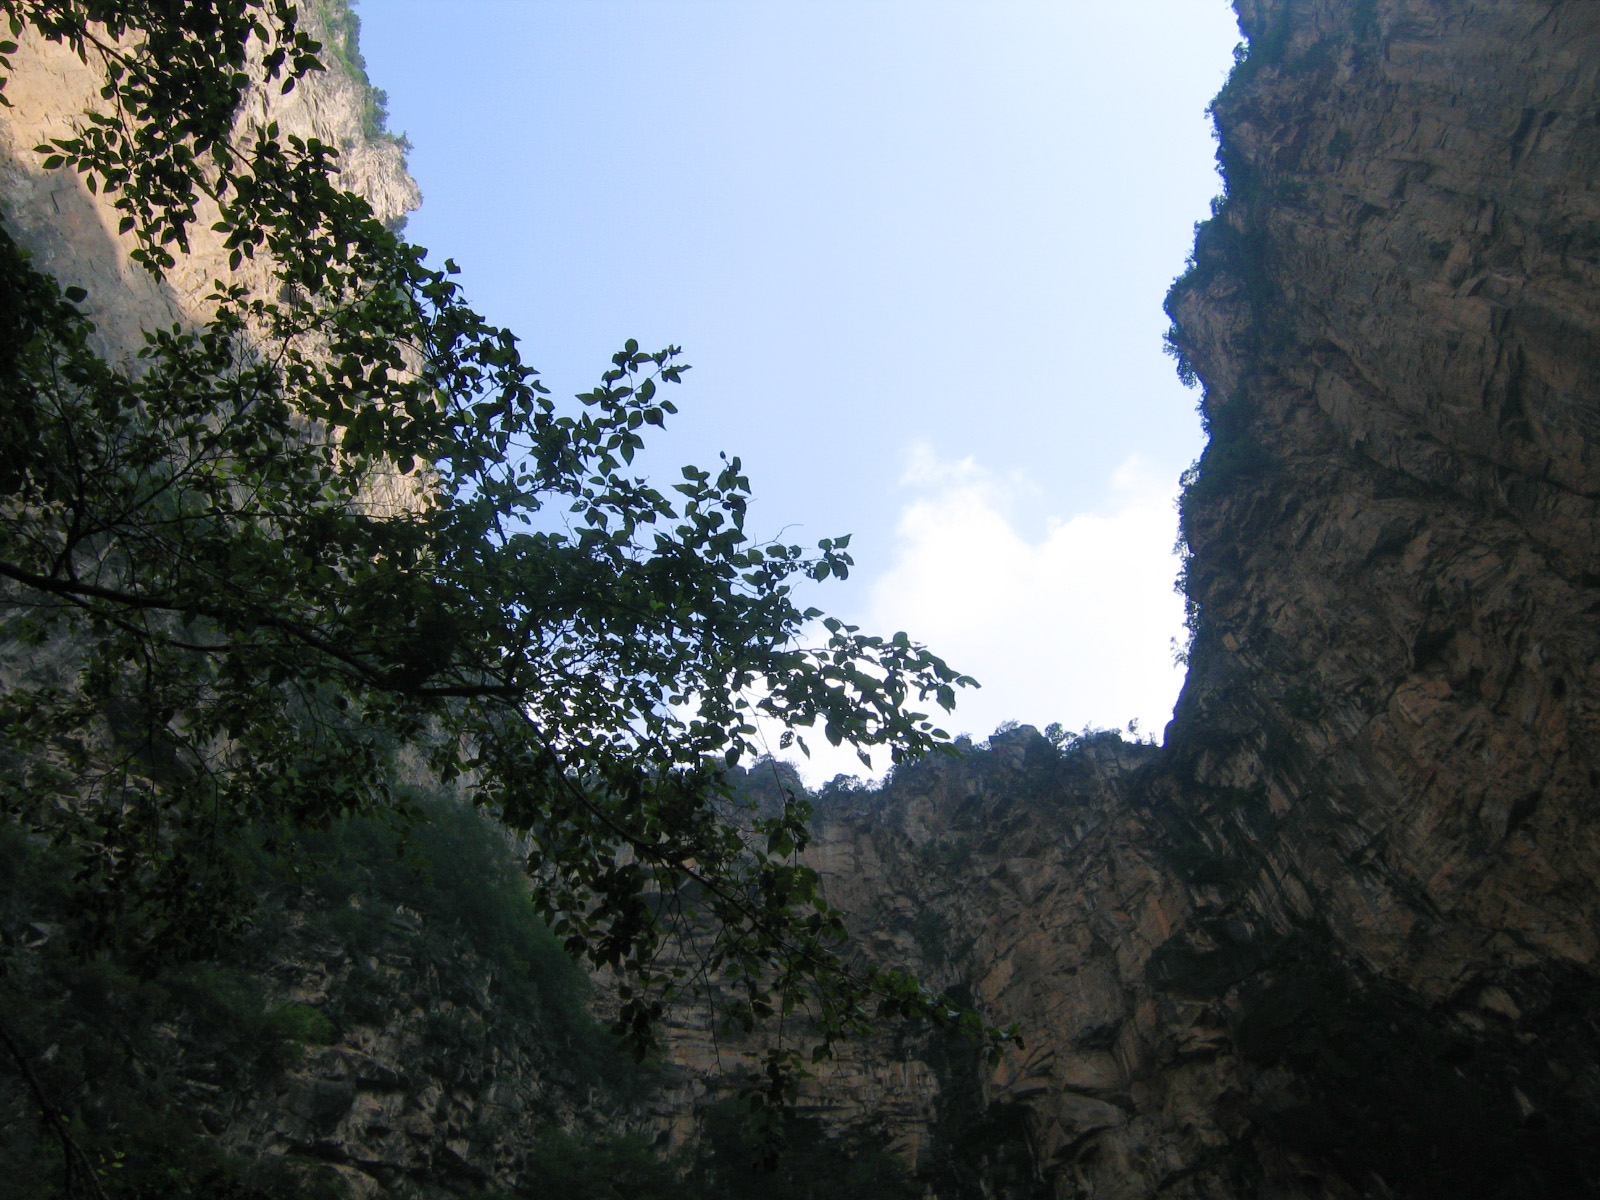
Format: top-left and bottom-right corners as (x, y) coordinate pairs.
(0, 798), (648, 1197)
(0, 2), (998, 1144)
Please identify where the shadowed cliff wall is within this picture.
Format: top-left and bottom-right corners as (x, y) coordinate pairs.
(777, 1), (1600, 1196)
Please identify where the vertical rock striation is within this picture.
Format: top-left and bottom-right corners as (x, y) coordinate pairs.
(1152, 1), (1600, 1192)
(779, 2), (1600, 1197)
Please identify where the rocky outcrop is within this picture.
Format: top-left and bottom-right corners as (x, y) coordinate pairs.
(1151, 0), (1600, 1192)
(762, 2), (1600, 1197)
(0, 14), (417, 357)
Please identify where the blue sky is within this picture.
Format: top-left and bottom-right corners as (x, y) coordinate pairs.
(359, 1), (1240, 779)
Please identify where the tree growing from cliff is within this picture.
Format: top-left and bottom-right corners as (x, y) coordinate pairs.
(0, 0), (992, 1122)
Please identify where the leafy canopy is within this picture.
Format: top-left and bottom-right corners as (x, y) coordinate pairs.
(0, 0), (990, 1082)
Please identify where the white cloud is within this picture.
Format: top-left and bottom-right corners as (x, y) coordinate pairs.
(774, 444), (1189, 785)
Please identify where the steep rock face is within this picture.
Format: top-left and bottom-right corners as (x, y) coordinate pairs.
(765, 2), (1600, 1197)
(644, 735), (1159, 1196)
(1168, 0), (1600, 995)
(1156, 1), (1600, 1191)
(0, 21), (417, 356)
(808, 733), (1178, 1196)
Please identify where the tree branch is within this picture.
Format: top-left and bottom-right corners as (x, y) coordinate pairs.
(0, 1011), (108, 1200)
(0, 559), (520, 698)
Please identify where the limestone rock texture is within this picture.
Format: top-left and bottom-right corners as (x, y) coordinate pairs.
(758, 1), (1600, 1197)
(1155, 0), (1600, 1191)
(7, 0), (1600, 1197)
(0, 21), (417, 358)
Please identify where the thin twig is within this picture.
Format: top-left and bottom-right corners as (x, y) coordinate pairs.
(0, 1011), (109, 1200)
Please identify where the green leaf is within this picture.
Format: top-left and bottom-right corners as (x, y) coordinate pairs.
(0, 0), (985, 1091)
